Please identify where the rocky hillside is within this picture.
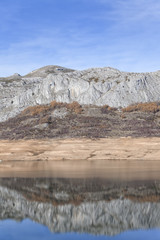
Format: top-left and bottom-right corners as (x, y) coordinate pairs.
(0, 101), (160, 139)
(0, 65), (160, 122)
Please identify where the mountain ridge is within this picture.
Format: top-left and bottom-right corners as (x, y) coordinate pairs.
(2, 65), (160, 79)
(0, 65), (160, 122)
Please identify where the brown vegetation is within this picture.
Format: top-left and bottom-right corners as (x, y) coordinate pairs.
(122, 102), (160, 113)
(1, 101), (160, 140)
(21, 101), (83, 116)
(20, 105), (49, 116)
(101, 105), (117, 113)
(50, 100), (63, 108)
(66, 101), (83, 114)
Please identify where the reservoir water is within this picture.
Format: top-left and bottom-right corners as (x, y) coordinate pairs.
(0, 177), (160, 239)
(0, 219), (160, 240)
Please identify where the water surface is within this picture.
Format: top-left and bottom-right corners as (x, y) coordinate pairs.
(0, 177), (160, 239)
(0, 219), (160, 240)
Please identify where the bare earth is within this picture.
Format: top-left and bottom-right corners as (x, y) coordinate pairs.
(0, 137), (160, 179)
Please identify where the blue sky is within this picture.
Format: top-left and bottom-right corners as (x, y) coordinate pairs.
(0, 0), (160, 76)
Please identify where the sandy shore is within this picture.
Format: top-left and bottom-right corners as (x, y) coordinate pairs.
(0, 137), (160, 179)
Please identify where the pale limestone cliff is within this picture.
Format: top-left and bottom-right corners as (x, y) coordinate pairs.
(0, 65), (160, 122)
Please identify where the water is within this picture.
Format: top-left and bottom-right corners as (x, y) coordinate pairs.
(0, 177), (160, 239)
(0, 219), (160, 240)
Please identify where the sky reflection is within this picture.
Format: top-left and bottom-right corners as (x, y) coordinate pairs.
(0, 219), (160, 240)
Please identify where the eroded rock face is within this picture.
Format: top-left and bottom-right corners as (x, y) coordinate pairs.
(0, 65), (160, 122)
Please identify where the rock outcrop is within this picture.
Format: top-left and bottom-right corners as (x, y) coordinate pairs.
(0, 65), (160, 122)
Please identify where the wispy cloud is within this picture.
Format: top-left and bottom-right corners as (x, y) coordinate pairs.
(0, 0), (160, 76)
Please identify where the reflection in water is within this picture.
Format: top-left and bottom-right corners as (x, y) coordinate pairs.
(0, 178), (160, 238)
(0, 220), (160, 240)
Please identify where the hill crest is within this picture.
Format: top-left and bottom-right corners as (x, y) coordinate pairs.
(0, 65), (160, 122)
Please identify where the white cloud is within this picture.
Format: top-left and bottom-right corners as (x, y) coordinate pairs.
(92, 0), (160, 26)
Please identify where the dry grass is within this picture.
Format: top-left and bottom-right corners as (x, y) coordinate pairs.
(101, 105), (117, 113)
(122, 102), (160, 113)
(50, 101), (64, 108)
(67, 101), (83, 114)
(20, 101), (83, 116)
(50, 101), (83, 114)
(20, 105), (49, 116)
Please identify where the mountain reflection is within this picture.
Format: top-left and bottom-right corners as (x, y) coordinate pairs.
(0, 178), (160, 236)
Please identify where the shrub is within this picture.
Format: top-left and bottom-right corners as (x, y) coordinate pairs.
(21, 105), (49, 116)
(67, 101), (83, 114)
(20, 101), (83, 117)
(122, 102), (160, 113)
(50, 101), (65, 109)
(50, 100), (58, 108)
(50, 101), (82, 114)
(101, 105), (117, 113)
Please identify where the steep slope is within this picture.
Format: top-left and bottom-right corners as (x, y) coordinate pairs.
(0, 65), (160, 122)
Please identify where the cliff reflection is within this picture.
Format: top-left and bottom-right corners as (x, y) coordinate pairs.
(0, 178), (160, 236)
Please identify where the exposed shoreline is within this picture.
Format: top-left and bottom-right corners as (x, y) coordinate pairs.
(0, 137), (160, 179)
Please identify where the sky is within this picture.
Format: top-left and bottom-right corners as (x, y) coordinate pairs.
(0, 0), (160, 76)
